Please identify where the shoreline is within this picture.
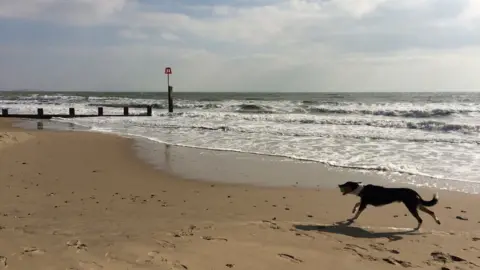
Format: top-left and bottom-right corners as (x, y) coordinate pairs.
(1, 118), (480, 269)
(11, 118), (480, 194)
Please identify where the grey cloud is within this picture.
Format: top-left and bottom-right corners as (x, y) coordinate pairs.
(307, 0), (480, 53)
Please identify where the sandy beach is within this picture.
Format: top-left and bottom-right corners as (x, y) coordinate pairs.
(1, 118), (479, 270)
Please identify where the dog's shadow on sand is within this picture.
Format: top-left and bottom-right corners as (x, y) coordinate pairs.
(294, 220), (423, 241)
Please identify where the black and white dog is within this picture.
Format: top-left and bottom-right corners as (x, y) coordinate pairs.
(338, 181), (441, 230)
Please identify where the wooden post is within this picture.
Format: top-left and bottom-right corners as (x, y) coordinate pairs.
(168, 86), (173, 113)
(37, 108), (44, 117)
(69, 108), (75, 117)
(123, 107), (129, 116)
(1, 109), (8, 116)
(147, 106), (152, 116)
(165, 67), (173, 113)
(98, 107), (103, 116)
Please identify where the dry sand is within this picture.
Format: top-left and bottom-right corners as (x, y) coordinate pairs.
(0, 119), (479, 270)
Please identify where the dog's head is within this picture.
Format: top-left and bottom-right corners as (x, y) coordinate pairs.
(338, 181), (362, 195)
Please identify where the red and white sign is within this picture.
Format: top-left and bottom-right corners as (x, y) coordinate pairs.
(164, 67), (172, 75)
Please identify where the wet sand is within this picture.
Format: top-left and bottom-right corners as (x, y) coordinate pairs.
(0, 119), (479, 270)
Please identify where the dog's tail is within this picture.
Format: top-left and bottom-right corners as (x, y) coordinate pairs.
(420, 192), (439, 207)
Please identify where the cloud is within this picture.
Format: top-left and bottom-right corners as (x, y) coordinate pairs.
(0, 0), (480, 91)
(0, 0), (129, 25)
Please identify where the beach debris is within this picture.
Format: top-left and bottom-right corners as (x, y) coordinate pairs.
(307, 214), (313, 218)
(284, 207), (290, 211)
(456, 216), (468, 221)
(278, 253), (303, 263)
(0, 256), (6, 267)
(226, 263), (234, 268)
(461, 210), (467, 213)
(473, 237), (480, 241)
(382, 257), (412, 267)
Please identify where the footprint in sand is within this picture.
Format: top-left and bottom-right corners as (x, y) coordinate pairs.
(155, 239), (176, 249)
(78, 260), (103, 270)
(21, 247), (45, 256)
(150, 254), (188, 270)
(382, 257), (412, 268)
(369, 243), (400, 254)
(136, 250), (162, 265)
(429, 251), (479, 267)
(66, 239), (88, 252)
(343, 244), (377, 261)
(292, 230), (315, 239)
(0, 256), (7, 268)
(278, 253), (303, 263)
(201, 236), (228, 242)
(172, 261), (188, 270)
(261, 220), (280, 230)
(172, 225), (198, 238)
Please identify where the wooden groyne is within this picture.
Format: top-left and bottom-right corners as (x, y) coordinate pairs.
(0, 106), (153, 119)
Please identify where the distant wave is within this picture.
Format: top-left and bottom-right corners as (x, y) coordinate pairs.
(89, 103), (223, 110)
(84, 99), (480, 119)
(307, 107), (473, 118)
(235, 104), (275, 114)
(155, 111), (480, 134)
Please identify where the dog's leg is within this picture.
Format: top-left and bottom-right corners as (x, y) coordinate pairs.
(419, 205), (441, 225)
(349, 202), (366, 221)
(352, 202), (360, 213)
(405, 203), (423, 230)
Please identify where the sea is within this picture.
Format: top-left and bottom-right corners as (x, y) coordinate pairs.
(1, 91), (480, 193)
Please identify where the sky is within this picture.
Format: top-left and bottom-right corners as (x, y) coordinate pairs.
(0, 0), (480, 92)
